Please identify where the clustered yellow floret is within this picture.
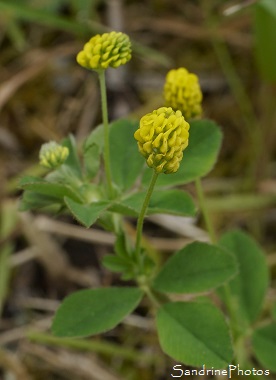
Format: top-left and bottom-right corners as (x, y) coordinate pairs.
(39, 142), (69, 169)
(164, 68), (202, 119)
(134, 107), (190, 174)
(76, 31), (131, 71)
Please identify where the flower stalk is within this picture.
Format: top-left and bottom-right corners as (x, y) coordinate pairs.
(98, 70), (113, 198)
(135, 171), (159, 262)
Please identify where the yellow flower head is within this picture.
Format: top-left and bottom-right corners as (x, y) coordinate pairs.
(76, 31), (131, 71)
(164, 68), (202, 119)
(39, 142), (69, 169)
(134, 107), (190, 174)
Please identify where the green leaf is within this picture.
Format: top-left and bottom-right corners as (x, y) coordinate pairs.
(64, 197), (110, 228)
(52, 287), (143, 337)
(84, 124), (104, 153)
(18, 175), (42, 186)
(62, 134), (82, 179)
(153, 242), (238, 294)
(102, 255), (133, 273)
(156, 302), (233, 368)
(19, 190), (62, 211)
(219, 230), (269, 324)
(109, 119), (145, 191)
(252, 323), (276, 372)
(83, 143), (101, 180)
(83, 124), (105, 180)
(254, 0), (276, 82)
(111, 190), (196, 217)
(142, 119), (222, 188)
(21, 180), (83, 203)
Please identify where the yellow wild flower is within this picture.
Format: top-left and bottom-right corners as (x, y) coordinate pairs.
(76, 31), (131, 71)
(134, 107), (190, 174)
(39, 141), (69, 169)
(164, 68), (202, 119)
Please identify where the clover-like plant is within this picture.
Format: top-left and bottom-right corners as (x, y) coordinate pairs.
(19, 32), (274, 373)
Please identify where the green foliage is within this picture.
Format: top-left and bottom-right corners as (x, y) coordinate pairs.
(219, 230), (269, 326)
(20, 178), (83, 203)
(83, 144), (101, 180)
(62, 135), (83, 179)
(17, 26), (272, 372)
(156, 302), (233, 368)
(153, 242), (238, 294)
(254, 0), (276, 82)
(102, 233), (135, 277)
(19, 191), (61, 211)
(142, 119), (222, 188)
(52, 287), (143, 337)
(252, 323), (276, 372)
(64, 197), (110, 228)
(111, 190), (196, 217)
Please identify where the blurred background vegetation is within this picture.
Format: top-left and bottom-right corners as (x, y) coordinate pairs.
(0, 0), (275, 379)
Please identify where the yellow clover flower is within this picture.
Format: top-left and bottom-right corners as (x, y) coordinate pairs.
(134, 107), (190, 174)
(164, 68), (202, 119)
(39, 141), (69, 169)
(76, 31), (131, 71)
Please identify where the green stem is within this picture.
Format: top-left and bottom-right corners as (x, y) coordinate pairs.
(195, 177), (216, 244)
(135, 171), (159, 262)
(27, 331), (160, 365)
(142, 284), (162, 308)
(98, 70), (113, 198)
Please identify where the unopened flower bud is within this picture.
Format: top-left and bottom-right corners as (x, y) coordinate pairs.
(76, 31), (131, 71)
(39, 142), (69, 169)
(164, 68), (202, 119)
(134, 107), (190, 174)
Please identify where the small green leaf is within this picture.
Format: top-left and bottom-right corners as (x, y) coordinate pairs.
(142, 119), (222, 187)
(109, 119), (145, 191)
(148, 190), (196, 215)
(219, 230), (269, 324)
(109, 201), (140, 217)
(64, 197), (110, 228)
(102, 255), (133, 273)
(19, 175), (42, 186)
(19, 190), (61, 211)
(156, 302), (233, 368)
(252, 323), (276, 372)
(21, 181), (83, 203)
(111, 190), (196, 217)
(153, 242), (238, 294)
(52, 287), (143, 337)
(62, 135), (82, 179)
(84, 124), (104, 153)
(114, 233), (133, 259)
(254, 0), (276, 82)
(83, 124), (104, 180)
(83, 143), (101, 180)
